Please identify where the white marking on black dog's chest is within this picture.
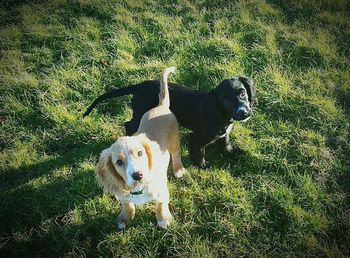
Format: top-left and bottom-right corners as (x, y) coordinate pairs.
(219, 123), (233, 138)
(206, 123), (234, 146)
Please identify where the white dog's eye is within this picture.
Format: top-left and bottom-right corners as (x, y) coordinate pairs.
(138, 151), (143, 157)
(240, 90), (246, 98)
(116, 159), (123, 166)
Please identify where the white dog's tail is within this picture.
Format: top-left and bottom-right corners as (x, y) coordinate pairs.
(158, 66), (176, 108)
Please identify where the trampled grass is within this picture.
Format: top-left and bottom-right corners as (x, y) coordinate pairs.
(1, 0), (350, 257)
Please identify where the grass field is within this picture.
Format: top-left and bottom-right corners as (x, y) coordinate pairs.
(1, 0), (350, 257)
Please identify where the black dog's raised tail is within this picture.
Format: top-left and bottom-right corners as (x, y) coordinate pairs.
(83, 84), (140, 117)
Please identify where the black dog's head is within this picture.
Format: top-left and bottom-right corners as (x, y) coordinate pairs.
(213, 76), (257, 122)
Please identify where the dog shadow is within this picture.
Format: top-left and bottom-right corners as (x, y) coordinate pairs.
(200, 133), (267, 178)
(0, 139), (111, 189)
(0, 134), (122, 256)
(1, 129), (178, 256)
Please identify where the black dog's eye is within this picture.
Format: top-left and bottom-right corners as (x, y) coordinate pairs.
(138, 151), (143, 157)
(240, 90), (246, 98)
(116, 159), (123, 166)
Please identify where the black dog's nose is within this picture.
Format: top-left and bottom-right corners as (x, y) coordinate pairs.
(237, 108), (248, 118)
(132, 172), (143, 181)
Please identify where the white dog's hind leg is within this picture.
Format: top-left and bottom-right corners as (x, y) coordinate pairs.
(168, 125), (186, 178)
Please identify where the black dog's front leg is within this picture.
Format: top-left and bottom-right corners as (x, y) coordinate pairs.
(190, 134), (205, 167)
(217, 133), (234, 155)
(190, 133), (214, 168)
(217, 133), (245, 159)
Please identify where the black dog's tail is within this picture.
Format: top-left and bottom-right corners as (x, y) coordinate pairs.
(83, 84), (140, 117)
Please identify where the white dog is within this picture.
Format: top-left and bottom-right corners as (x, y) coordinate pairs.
(96, 67), (186, 229)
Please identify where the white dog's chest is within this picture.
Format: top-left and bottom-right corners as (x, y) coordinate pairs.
(128, 192), (155, 205)
(119, 186), (165, 205)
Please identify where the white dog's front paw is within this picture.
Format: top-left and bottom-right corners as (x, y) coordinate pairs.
(117, 222), (126, 230)
(174, 168), (186, 178)
(157, 216), (172, 229)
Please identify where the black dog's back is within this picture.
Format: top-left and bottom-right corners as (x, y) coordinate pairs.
(84, 80), (209, 132)
(169, 84), (212, 129)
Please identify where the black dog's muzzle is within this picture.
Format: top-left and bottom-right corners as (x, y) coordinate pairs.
(232, 106), (252, 121)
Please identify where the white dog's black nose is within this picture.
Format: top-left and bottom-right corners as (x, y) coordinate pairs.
(132, 172), (143, 181)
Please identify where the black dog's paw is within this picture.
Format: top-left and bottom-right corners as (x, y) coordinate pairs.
(222, 145), (245, 159)
(223, 145), (234, 155)
(197, 158), (207, 169)
(199, 161), (213, 170)
(195, 163), (213, 170)
(193, 158), (211, 169)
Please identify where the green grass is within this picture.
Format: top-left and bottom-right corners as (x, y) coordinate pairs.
(1, 0), (350, 256)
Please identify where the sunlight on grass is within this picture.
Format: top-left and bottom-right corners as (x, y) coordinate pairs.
(1, 0), (350, 256)
(308, 95), (343, 122)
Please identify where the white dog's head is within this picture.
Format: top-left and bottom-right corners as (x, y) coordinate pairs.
(96, 134), (160, 195)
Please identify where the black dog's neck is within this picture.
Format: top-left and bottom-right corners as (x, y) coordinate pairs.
(210, 91), (233, 126)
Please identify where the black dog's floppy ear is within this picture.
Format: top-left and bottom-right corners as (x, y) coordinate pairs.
(239, 76), (258, 108)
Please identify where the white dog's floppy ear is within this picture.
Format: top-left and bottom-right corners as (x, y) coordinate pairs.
(96, 148), (128, 195)
(138, 134), (160, 171)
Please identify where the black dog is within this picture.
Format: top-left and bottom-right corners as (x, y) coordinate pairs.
(84, 77), (257, 167)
